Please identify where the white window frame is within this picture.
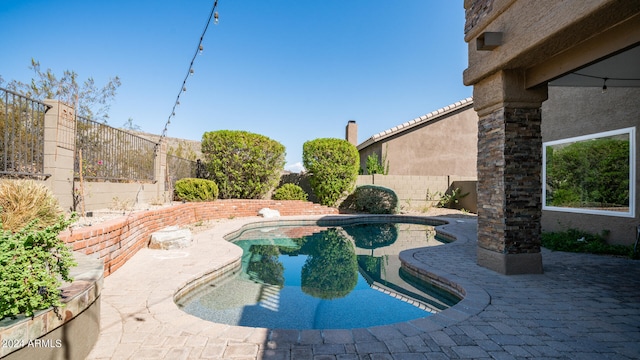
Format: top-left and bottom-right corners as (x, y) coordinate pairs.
(542, 127), (636, 218)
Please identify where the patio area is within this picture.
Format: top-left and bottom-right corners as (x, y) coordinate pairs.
(84, 214), (640, 359)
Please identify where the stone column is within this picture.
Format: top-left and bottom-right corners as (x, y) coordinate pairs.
(474, 70), (548, 274)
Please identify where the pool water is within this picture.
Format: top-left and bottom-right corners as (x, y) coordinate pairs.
(176, 222), (460, 329)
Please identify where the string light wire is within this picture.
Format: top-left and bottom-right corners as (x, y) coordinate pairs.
(571, 72), (640, 91)
(158, 0), (219, 142)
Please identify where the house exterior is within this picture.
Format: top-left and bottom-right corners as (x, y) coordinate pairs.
(541, 85), (639, 247)
(355, 98), (478, 177)
(349, 99), (478, 213)
(463, 0), (639, 274)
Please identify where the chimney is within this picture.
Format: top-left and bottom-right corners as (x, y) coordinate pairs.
(345, 120), (358, 146)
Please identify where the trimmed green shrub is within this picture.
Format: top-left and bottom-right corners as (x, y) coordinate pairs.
(340, 185), (399, 214)
(174, 178), (219, 202)
(0, 180), (63, 232)
(201, 130), (285, 199)
(302, 138), (359, 206)
(273, 183), (308, 201)
(0, 214), (77, 319)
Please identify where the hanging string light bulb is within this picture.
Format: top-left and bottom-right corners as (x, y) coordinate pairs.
(601, 77), (608, 93)
(214, 12), (219, 25)
(158, 0), (219, 144)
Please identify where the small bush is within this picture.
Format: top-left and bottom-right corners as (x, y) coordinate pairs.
(273, 184), (308, 201)
(303, 138), (359, 206)
(174, 178), (219, 202)
(340, 185), (398, 214)
(541, 228), (633, 257)
(0, 180), (63, 232)
(0, 214), (77, 319)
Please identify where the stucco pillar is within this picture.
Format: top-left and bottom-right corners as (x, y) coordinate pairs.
(154, 140), (170, 203)
(43, 100), (76, 212)
(473, 70), (548, 275)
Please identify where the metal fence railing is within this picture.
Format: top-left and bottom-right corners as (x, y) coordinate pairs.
(167, 154), (198, 182)
(0, 87), (51, 178)
(75, 115), (157, 182)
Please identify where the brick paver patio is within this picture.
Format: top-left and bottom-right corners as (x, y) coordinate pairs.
(87, 215), (640, 359)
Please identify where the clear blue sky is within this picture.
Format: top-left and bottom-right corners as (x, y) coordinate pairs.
(0, 0), (471, 172)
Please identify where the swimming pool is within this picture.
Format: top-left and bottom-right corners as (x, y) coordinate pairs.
(176, 220), (461, 329)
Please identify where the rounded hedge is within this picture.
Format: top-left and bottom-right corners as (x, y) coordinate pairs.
(273, 183), (308, 201)
(174, 178), (219, 202)
(201, 130), (285, 199)
(302, 138), (359, 206)
(340, 185), (399, 214)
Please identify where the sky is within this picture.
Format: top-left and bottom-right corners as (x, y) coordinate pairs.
(0, 0), (472, 172)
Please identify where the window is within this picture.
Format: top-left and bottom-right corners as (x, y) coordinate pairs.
(542, 127), (636, 218)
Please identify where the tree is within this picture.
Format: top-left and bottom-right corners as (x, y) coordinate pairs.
(201, 130), (285, 199)
(3, 59), (121, 122)
(303, 138), (359, 206)
(121, 117), (141, 131)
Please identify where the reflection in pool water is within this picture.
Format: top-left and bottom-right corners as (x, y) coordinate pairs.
(176, 222), (461, 329)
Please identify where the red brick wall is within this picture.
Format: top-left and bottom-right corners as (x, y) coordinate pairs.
(59, 200), (337, 276)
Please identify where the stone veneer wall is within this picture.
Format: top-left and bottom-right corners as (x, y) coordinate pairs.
(477, 107), (542, 254)
(0, 253), (103, 360)
(464, 0), (494, 34)
(59, 200), (338, 276)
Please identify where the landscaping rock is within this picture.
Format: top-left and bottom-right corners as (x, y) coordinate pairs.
(258, 208), (280, 218)
(149, 226), (193, 250)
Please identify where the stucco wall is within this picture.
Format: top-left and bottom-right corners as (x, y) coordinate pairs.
(464, 0), (639, 88)
(359, 107), (478, 177)
(541, 86), (640, 245)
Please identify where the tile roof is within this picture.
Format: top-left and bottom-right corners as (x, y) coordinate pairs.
(357, 97), (474, 150)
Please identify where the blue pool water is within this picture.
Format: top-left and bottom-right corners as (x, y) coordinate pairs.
(177, 222), (460, 329)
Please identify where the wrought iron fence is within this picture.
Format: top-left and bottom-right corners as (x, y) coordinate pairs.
(75, 115), (157, 182)
(167, 154), (198, 182)
(0, 87), (50, 178)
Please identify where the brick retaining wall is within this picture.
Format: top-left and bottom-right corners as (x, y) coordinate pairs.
(59, 200), (338, 276)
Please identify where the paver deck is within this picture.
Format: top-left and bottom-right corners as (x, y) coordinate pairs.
(86, 215), (640, 359)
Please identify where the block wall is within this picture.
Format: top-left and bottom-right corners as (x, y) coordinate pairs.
(356, 174), (477, 212)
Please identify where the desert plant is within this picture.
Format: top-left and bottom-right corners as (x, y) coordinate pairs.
(201, 130), (285, 199)
(364, 149), (389, 175)
(340, 185), (399, 214)
(174, 178), (219, 202)
(0, 180), (63, 232)
(437, 187), (469, 209)
(0, 214), (77, 319)
(303, 138), (359, 206)
(273, 183), (308, 201)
